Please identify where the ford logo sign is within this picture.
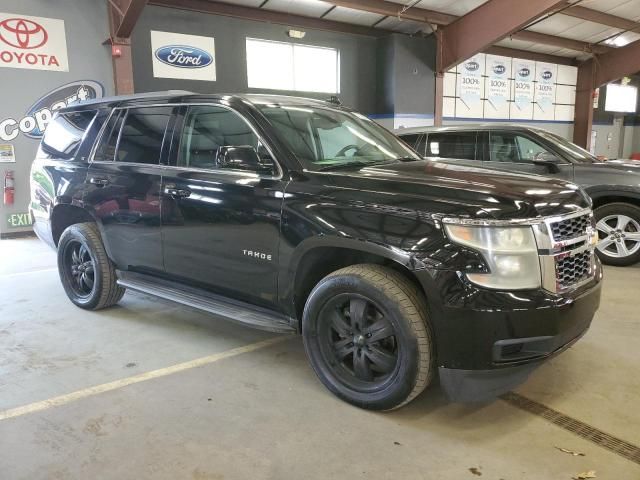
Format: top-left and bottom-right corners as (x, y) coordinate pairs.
(519, 67), (531, 78)
(542, 70), (553, 80)
(155, 45), (213, 68)
(23, 80), (103, 139)
(493, 64), (506, 75)
(465, 61), (480, 72)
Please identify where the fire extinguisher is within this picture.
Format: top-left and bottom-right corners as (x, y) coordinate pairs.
(4, 170), (14, 206)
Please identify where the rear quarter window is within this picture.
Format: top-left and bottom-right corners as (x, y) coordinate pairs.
(38, 110), (97, 160)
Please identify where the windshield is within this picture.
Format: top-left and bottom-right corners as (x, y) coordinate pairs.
(536, 130), (598, 163)
(256, 103), (420, 170)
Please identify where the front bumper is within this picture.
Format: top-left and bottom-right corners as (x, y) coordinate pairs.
(414, 261), (602, 402)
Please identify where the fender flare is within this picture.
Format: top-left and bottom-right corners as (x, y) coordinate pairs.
(584, 185), (640, 205)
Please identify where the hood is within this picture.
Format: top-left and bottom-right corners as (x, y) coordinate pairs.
(574, 158), (640, 189)
(315, 160), (590, 220)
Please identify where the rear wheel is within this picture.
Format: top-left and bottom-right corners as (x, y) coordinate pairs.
(302, 264), (434, 410)
(595, 203), (640, 266)
(57, 222), (125, 310)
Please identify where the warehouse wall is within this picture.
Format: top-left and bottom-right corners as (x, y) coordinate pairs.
(131, 5), (379, 114)
(0, 1), (114, 237)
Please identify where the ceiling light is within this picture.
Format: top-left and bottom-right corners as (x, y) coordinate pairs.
(605, 36), (630, 47)
(287, 29), (306, 39)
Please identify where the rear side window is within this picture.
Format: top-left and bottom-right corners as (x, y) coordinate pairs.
(117, 107), (173, 165)
(426, 132), (477, 160)
(39, 110), (97, 159)
(93, 106), (173, 165)
(93, 110), (124, 162)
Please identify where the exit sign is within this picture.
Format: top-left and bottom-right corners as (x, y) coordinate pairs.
(6, 212), (32, 228)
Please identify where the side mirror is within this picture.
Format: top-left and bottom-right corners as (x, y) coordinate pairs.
(532, 152), (562, 173)
(217, 146), (274, 175)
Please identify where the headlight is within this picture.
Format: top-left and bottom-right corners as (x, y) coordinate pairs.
(444, 224), (541, 290)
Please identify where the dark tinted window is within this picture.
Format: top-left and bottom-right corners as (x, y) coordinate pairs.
(40, 110), (97, 159)
(116, 107), (173, 164)
(93, 110), (124, 162)
(426, 132), (477, 160)
(399, 133), (426, 156)
(400, 134), (421, 149)
(179, 105), (260, 169)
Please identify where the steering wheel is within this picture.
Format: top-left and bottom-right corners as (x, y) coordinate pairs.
(335, 144), (360, 157)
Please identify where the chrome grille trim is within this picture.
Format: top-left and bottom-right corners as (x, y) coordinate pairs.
(532, 210), (597, 294)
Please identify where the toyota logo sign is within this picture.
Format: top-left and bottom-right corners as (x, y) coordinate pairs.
(0, 13), (68, 71)
(0, 18), (48, 49)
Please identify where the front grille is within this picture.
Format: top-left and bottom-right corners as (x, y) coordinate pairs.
(550, 214), (591, 242)
(556, 251), (592, 290)
(541, 211), (596, 293)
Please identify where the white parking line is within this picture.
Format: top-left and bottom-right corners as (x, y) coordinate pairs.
(0, 268), (57, 278)
(0, 336), (287, 422)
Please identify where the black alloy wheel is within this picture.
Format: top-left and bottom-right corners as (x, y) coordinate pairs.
(318, 294), (399, 390)
(57, 222), (125, 310)
(303, 264), (434, 411)
(62, 240), (96, 298)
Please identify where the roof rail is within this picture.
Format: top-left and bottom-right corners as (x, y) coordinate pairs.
(69, 90), (196, 108)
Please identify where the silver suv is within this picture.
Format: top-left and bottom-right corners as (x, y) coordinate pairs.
(397, 124), (640, 266)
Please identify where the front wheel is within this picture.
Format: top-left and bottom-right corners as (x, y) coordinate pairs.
(302, 264), (434, 411)
(595, 203), (640, 266)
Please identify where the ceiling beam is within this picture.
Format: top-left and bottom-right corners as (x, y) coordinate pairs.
(591, 38), (640, 87)
(563, 4), (640, 31)
(483, 45), (577, 66)
(115, 0), (148, 38)
(437, 0), (567, 73)
(318, 0), (456, 25)
(149, 0), (386, 37)
(512, 30), (611, 54)
(319, 0), (604, 58)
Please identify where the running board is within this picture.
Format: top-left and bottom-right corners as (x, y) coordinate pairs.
(116, 271), (297, 334)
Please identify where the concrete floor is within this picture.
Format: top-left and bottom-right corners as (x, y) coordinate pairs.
(0, 237), (639, 480)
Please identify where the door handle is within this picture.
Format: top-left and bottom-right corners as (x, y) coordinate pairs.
(89, 177), (109, 187)
(164, 187), (191, 198)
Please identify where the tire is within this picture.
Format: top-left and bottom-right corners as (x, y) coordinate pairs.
(302, 264), (434, 411)
(57, 222), (125, 310)
(594, 203), (640, 266)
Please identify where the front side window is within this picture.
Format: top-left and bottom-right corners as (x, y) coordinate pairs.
(400, 133), (425, 155)
(40, 110), (97, 159)
(257, 104), (419, 170)
(489, 132), (552, 163)
(426, 132), (477, 160)
(178, 105), (273, 173)
(536, 130), (596, 163)
(515, 135), (551, 161)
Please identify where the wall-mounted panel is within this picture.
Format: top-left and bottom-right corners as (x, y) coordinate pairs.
(445, 53), (576, 124)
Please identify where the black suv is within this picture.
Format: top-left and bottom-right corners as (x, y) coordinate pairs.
(31, 93), (602, 410)
(397, 125), (640, 266)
